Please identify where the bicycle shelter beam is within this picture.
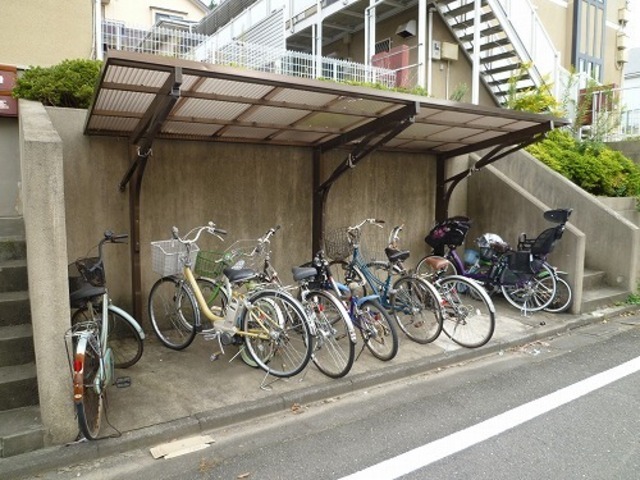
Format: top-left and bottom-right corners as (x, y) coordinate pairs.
(312, 103), (419, 253)
(123, 67), (182, 321)
(435, 121), (553, 223)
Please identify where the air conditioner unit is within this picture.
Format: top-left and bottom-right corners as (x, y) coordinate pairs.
(396, 20), (416, 38)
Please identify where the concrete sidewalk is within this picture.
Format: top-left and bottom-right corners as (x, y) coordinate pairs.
(2, 300), (638, 479)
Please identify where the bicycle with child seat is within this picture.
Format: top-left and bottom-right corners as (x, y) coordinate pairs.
(66, 231), (145, 440)
(326, 219), (443, 346)
(416, 210), (571, 315)
(195, 225), (358, 378)
(147, 222), (313, 379)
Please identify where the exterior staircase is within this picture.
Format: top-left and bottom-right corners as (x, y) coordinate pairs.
(435, 0), (559, 106)
(0, 218), (45, 457)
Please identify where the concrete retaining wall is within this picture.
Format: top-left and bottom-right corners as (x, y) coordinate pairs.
(491, 149), (639, 293)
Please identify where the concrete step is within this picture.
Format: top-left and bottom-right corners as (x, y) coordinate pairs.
(0, 363), (38, 411)
(0, 259), (28, 293)
(581, 286), (630, 313)
(582, 268), (607, 290)
(0, 238), (26, 262)
(0, 406), (45, 458)
(0, 291), (31, 327)
(0, 325), (34, 367)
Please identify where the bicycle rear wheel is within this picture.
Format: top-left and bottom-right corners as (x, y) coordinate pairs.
(148, 276), (197, 350)
(73, 307), (144, 369)
(240, 290), (312, 378)
(358, 299), (398, 361)
(437, 275), (495, 348)
(306, 289), (355, 379)
(391, 276), (442, 344)
(544, 276), (572, 313)
(501, 263), (556, 313)
(73, 331), (104, 440)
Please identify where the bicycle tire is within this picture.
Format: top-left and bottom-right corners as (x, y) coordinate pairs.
(415, 254), (458, 280)
(391, 276), (443, 344)
(73, 307), (144, 369)
(240, 289), (312, 378)
(501, 263), (557, 313)
(305, 289), (355, 378)
(437, 275), (495, 348)
(148, 276), (197, 350)
(357, 299), (398, 361)
(73, 331), (104, 440)
(544, 276), (572, 313)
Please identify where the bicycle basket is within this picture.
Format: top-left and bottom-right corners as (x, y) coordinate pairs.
(425, 216), (471, 248)
(74, 257), (105, 287)
(151, 239), (199, 276)
(323, 227), (355, 261)
(194, 250), (227, 278)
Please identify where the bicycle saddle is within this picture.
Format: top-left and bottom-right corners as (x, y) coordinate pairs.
(292, 267), (317, 282)
(69, 283), (106, 309)
(385, 247), (410, 263)
(223, 267), (259, 284)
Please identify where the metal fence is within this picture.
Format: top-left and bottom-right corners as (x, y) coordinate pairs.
(102, 20), (396, 88)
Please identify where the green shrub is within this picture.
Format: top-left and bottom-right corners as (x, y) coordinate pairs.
(13, 59), (102, 109)
(526, 129), (640, 197)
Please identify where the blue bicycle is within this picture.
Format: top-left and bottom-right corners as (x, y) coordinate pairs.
(326, 219), (444, 345)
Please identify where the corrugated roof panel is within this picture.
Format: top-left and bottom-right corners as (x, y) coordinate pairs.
(461, 130), (506, 143)
(467, 116), (518, 129)
(105, 65), (170, 89)
(391, 139), (444, 150)
(197, 78), (273, 98)
(219, 125), (280, 139)
(94, 89), (154, 114)
(329, 97), (398, 115)
(401, 122), (451, 137)
(271, 130), (331, 144)
(503, 120), (538, 131)
(241, 106), (311, 125)
(86, 115), (138, 133)
(162, 121), (223, 137)
(269, 88), (340, 107)
(173, 98), (250, 120)
(428, 127), (485, 142)
(300, 112), (363, 130)
(427, 110), (485, 125)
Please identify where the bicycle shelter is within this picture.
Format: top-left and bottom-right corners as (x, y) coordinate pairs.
(84, 50), (569, 318)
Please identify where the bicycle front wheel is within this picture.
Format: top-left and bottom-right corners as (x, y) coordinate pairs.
(306, 289), (355, 379)
(148, 276), (197, 350)
(391, 276), (443, 344)
(438, 276), (495, 348)
(240, 290), (312, 378)
(544, 276), (572, 313)
(358, 299), (398, 361)
(73, 331), (104, 440)
(501, 263), (556, 313)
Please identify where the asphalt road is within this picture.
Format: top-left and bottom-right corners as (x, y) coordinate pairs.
(23, 314), (640, 480)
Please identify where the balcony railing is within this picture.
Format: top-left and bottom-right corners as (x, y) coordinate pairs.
(101, 20), (396, 88)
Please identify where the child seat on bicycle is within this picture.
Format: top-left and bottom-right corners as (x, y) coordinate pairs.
(425, 216), (471, 248)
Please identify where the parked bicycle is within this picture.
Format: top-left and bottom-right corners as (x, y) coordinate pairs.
(66, 231), (145, 440)
(326, 219), (442, 346)
(196, 225), (358, 378)
(147, 223), (313, 380)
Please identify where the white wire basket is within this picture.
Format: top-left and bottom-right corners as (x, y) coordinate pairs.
(151, 239), (200, 276)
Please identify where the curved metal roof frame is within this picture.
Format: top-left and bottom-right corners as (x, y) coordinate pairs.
(85, 50), (568, 160)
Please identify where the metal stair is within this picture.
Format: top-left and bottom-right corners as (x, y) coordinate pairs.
(0, 218), (45, 458)
(435, 0), (551, 106)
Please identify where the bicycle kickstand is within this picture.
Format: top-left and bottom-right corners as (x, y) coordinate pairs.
(204, 332), (225, 361)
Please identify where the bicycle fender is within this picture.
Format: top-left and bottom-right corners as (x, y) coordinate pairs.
(355, 294), (380, 307)
(108, 304), (146, 340)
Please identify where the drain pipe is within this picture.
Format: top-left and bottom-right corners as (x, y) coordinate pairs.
(94, 0), (103, 61)
(427, 3), (433, 94)
(364, 0), (387, 70)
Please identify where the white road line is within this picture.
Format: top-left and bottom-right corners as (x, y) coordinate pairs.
(340, 355), (640, 480)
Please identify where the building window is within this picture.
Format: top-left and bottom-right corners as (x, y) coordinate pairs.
(572, 0), (606, 82)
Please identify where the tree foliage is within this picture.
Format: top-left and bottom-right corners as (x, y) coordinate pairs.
(12, 59), (102, 109)
(527, 129), (640, 197)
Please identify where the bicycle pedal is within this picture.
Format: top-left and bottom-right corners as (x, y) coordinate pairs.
(115, 377), (131, 388)
(210, 352), (221, 361)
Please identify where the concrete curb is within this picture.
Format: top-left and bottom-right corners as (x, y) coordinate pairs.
(2, 304), (638, 479)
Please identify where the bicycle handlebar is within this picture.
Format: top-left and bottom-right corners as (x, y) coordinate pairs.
(171, 222), (227, 245)
(348, 218), (385, 233)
